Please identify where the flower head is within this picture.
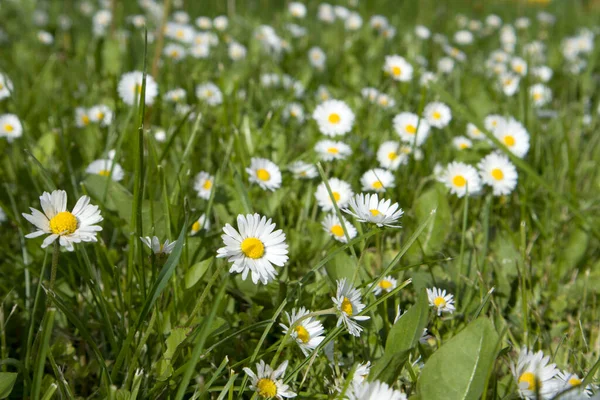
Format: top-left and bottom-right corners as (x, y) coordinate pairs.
(141, 236), (176, 255)
(343, 193), (403, 228)
(193, 171), (214, 200)
(373, 275), (398, 296)
(246, 158), (282, 191)
(426, 287), (455, 316)
(511, 347), (559, 399)
(360, 168), (395, 193)
(383, 55), (413, 82)
(393, 112), (431, 146)
(243, 360), (296, 399)
(86, 159), (125, 181)
(0, 114), (23, 141)
(118, 71), (158, 106)
(191, 214), (210, 235)
(196, 82), (223, 106)
(440, 161), (482, 197)
(312, 100), (355, 137)
(348, 380), (407, 400)
(478, 152), (518, 196)
(315, 178), (354, 212)
(423, 102), (452, 128)
(315, 140), (352, 161)
(288, 161), (317, 179)
(279, 307), (325, 357)
(321, 214), (357, 243)
(332, 278), (370, 337)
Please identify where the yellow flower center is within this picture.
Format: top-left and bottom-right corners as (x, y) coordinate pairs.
(568, 377), (582, 386)
(135, 84), (142, 94)
(82, 115), (90, 125)
(256, 169), (271, 181)
(515, 65), (524, 74)
(491, 168), (504, 180)
(369, 209), (380, 216)
(379, 97), (388, 106)
(332, 192), (341, 202)
(97, 112), (104, 120)
(433, 296), (446, 307)
(49, 211), (78, 235)
(327, 147), (339, 154)
(256, 378), (278, 398)
(379, 280), (393, 290)
(518, 372), (538, 391)
(330, 224), (344, 237)
(392, 66), (401, 76)
(192, 221), (201, 232)
(98, 169), (110, 176)
(341, 297), (353, 315)
(0, 83), (3, 90)
(372, 181), (383, 189)
(328, 113), (341, 124)
(176, 30), (184, 38)
(453, 175), (467, 187)
(294, 325), (310, 343)
(406, 124), (417, 134)
(203, 180), (212, 190)
(533, 92), (542, 101)
(4, 124), (14, 132)
(388, 152), (398, 160)
(171, 50), (179, 57)
(459, 143), (469, 149)
(241, 237), (265, 259)
(504, 135), (515, 147)
(205, 90), (213, 97)
(432, 111), (441, 120)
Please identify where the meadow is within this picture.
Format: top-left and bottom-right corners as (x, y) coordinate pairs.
(0, 0), (599, 399)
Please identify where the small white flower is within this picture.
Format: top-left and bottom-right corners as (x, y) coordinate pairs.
(360, 168), (395, 193)
(243, 360), (296, 399)
(426, 287), (455, 316)
(86, 159), (125, 181)
(361, 87), (379, 103)
(195, 82), (223, 106)
(0, 73), (13, 100)
(228, 41), (247, 61)
(140, 236), (176, 255)
(0, 114), (23, 142)
(312, 100), (355, 137)
(315, 140), (352, 161)
(315, 178), (354, 212)
(288, 161), (317, 179)
(345, 12), (363, 31)
(118, 71), (159, 106)
(165, 22), (194, 43)
(190, 214), (210, 235)
(88, 105), (113, 126)
(511, 57), (528, 76)
(189, 44), (210, 59)
(332, 278), (370, 337)
(437, 57), (455, 74)
(348, 379), (407, 400)
(424, 102), (452, 128)
(551, 371), (593, 399)
(466, 123), (486, 140)
(353, 362), (372, 384)
(288, 2), (306, 18)
(343, 193), (403, 228)
(511, 347), (559, 400)
(376, 93), (395, 109)
(279, 307), (325, 357)
(415, 25), (431, 39)
(163, 44), (186, 61)
(377, 141), (406, 171)
(193, 171), (214, 200)
(370, 15), (388, 31)
(308, 46), (327, 70)
(492, 118), (530, 158)
(75, 107), (92, 128)
(453, 136), (473, 150)
(373, 275), (397, 296)
(499, 72), (520, 97)
(478, 152), (518, 196)
(529, 84), (552, 107)
(283, 103), (305, 123)
(195, 16), (212, 30)
(393, 112), (431, 146)
(321, 214), (357, 243)
(383, 55), (413, 82)
(37, 30), (54, 44)
(246, 158), (282, 191)
(440, 161), (482, 197)
(213, 15), (228, 31)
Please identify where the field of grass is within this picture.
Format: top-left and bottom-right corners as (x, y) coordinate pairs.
(0, 0), (599, 399)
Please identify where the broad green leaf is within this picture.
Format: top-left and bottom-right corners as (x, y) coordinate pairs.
(155, 327), (189, 381)
(185, 258), (213, 289)
(0, 372), (17, 399)
(325, 251), (358, 283)
(417, 318), (499, 400)
(411, 183), (451, 259)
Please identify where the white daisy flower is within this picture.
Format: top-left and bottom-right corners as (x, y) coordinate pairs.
(22, 190), (103, 251)
(288, 161), (317, 179)
(452, 136), (473, 150)
(140, 236), (176, 255)
(383, 55), (413, 82)
(424, 102), (452, 128)
(532, 66), (553, 82)
(283, 103), (305, 123)
(246, 158), (282, 191)
(345, 13), (363, 31)
(377, 141), (406, 171)
(360, 168), (395, 193)
(195, 82), (223, 106)
(118, 71), (159, 106)
(511, 57), (528, 76)
(343, 193), (403, 228)
(552, 371), (593, 399)
(353, 362), (372, 384)
(332, 278), (370, 337)
(440, 161), (482, 197)
(288, 2), (306, 18)
(454, 30), (474, 45)
(321, 214), (357, 243)
(312, 100), (355, 137)
(529, 84), (552, 107)
(75, 107), (92, 128)
(92, 9), (111, 36)
(129, 15), (146, 28)
(444, 45), (467, 62)
(393, 112), (431, 146)
(308, 46), (327, 70)
(190, 214), (210, 235)
(193, 171), (214, 200)
(348, 380), (407, 400)
(86, 159), (125, 181)
(437, 57), (455, 74)
(163, 43), (186, 61)
(370, 15), (388, 31)
(382, 27), (396, 39)
(361, 87), (380, 103)
(492, 118), (530, 158)
(279, 307), (325, 357)
(316, 86), (331, 102)
(0, 207), (6, 223)
(315, 140), (352, 161)
(88, 105), (113, 126)
(315, 178), (354, 212)
(243, 360), (296, 399)
(37, 30), (54, 44)
(173, 11), (190, 24)
(0, 73), (13, 100)
(373, 275), (397, 296)
(415, 25), (431, 39)
(318, 3), (335, 23)
(399, 144), (423, 161)
(500, 72), (520, 97)
(154, 129), (167, 142)
(376, 93), (395, 109)
(484, 114), (506, 132)
(466, 123), (486, 140)
(0, 114), (22, 142)
(426, 287), (456, 316)
(511, 347), (559, 400)
(195, 16), (212, 30)
(478, 152), (518, 196)
(189, 44), (210, 59)
(217, 213), (289, 285)
(165, 22), (194, 43)
(228, 41), (247, 61)
(164, 88), (187, 103)
(286, 23), (306, 38)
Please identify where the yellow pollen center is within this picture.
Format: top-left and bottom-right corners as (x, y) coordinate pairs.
(330, 224), (344, 237)
(406, 124), (417, 134)
(568, 377), (582, 386)
(453, 175), (467, 187)
(327, 147), (339, 154)
(241, 237), (265, 259)
(328, 113), (341, 124)
(205, 90), (213, 97)
(533, 93), (542, 100)
(0, 83), (3, 90)
(379, 280), (393, 290)
(433, 111), (441, 120)
(4, 124), (14, 132)
(135, 84), (142, 94)
(256, 169), (271, 181)
(392, 66), (401, 76)
(459, 143), (469, 149)
(97, 112), (104, 120)
(98, 169), (110, 176)
(171, 50), (179, 57)
(433, 296), (446, 307)
(176, 30), (184, 38)
(518, 372), (538, 390)
(341, 297), (353, 315)
(203, 180), (212, 190)
(49, 211), (78, 235)
(372, 181), (383, 189)
(192, 221), (201, 232)
(388, 152), (398, 160)
(294, 325), (310, 343)
(379, 98), (388, 106)
(491, 168), (504, 180)
(504, 135), (515, 146)
(332, 192), (341, 202)
(369, 209), (381, 216)
(515, 65), (523, 73)
(82, 115), (90, 125)
(256, 378), (278, 398)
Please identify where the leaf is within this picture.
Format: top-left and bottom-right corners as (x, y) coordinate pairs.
(417, 318), (499, 400)
(155, 327), (189, 381)
(325, 251), (359, 283)
(410, 184), (451, 261)
(0, 372), (17, 399)
(185, 258), (213, 289)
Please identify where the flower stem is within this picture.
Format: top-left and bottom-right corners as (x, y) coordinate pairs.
(46, 240), (60, 306)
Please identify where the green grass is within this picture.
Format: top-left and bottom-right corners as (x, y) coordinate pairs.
(0, 0), (600, 399)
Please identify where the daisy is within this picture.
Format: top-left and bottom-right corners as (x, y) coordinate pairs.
(217, 213), (289, 285)
(195, 82), (223, 106)
(22, 190), (103, 251)
(88, 105), (113, 126)
(288, 161), (317, 179)
(393, 112), (431, 146)
(279, 307), (325, 357)
(423, 102), (452, 128)
(315, 140), (352, 161)
(0, 73), (13, 100)
(426, 287), (455, 316)
(484, 114), (505, 132)
(92, 10), (111, 36)
(529, 84), (552, 107)
(452, 136), (473, 150)
(0, 114), (23, 142)
(189, 45), (210, 59)
(343, 193), (403, 228)
(370, 15), (388, 31)
(163, 44), (186, 61)
(246, 158), (282, 191)
(360, 168), (395, 192)
(492, 118), (530, 158)
(37, 31), (54, 44)
(415, 25), (431, 39)
(314, 178), (354, 212)
(511, 57), (528, 76)
(376, 93), (395, 109)
(228, 41), (247, 61)
(173, 11), (190, 24)
(312, 100), (355, 137)
(332, 278), (370, 337)
(243, 360), (296, 399)
(373, 275), (397, 296)
(383, 55), (413, 82)
(466, 123), (486, 140)
(75, 107), (92, 128)
(316, 86), (331, 102)
(165, 22), (194, 43)
(437, 57), (455, 74)
(361, 87), (379, 103)
(511, 347), (559, 399)
(377, 141), (405, 170)
(353, 362), (372, 384)
(283, 103), (305, 123)
(118, 71), (158, 106)
(500, 73), (520, 97)
(478, 152), (518, 196)
(440, 161), (482, 197)
(348, 380), (407, 400)
(444, 45), (467, 62)
(195, 16), (212, 30)
(532, 66), (553, 82)
(345, 13), (362, 31)
(552, 371), (593, 399)
(288, 2), (306, 18)
(164, 88), (187, 103)
(140, 236), (176, 256)
(454, 30), (474, 45)
(190, 214), (210, 235)
(86, 159), (125, 181)
(308, 47), (327, 70)
(193, 171), (214, 200)
(321, 214), (357, 243)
